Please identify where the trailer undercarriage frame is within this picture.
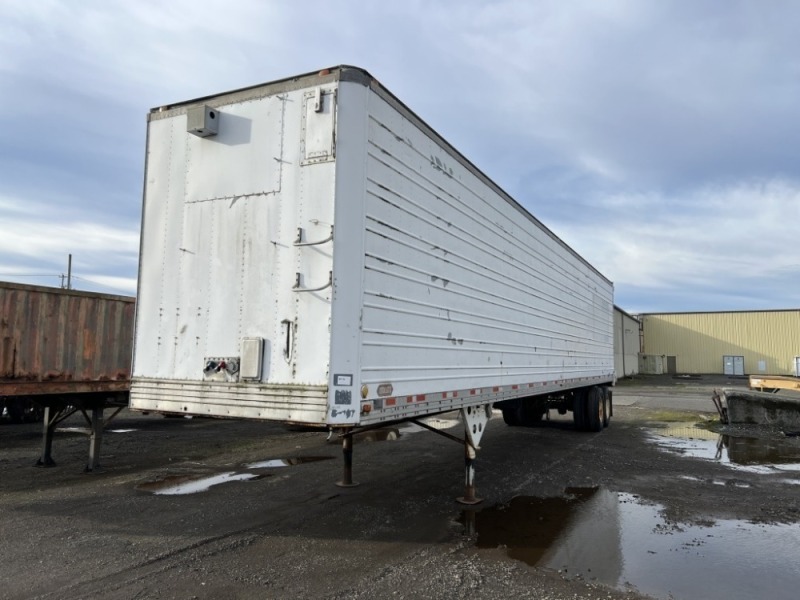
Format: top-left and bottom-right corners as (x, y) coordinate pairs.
(32, 392), (129, 472)
(334, 403), (493, 504)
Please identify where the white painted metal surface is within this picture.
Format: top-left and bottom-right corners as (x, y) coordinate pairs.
(131, 67), (614, 427)
(614, 307), (640, 378)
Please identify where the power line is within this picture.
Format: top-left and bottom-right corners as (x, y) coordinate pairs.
(0, 273), (60, 278)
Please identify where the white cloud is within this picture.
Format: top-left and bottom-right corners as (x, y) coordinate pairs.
(0, 219), (138, 259)
(553, 178), (800, 308)
(73, 274), (137, 296)
(0, 192), (139, 285)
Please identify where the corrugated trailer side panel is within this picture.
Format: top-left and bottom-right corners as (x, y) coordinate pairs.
(354, 83), (614, 422)
(0, 282), (135, 395)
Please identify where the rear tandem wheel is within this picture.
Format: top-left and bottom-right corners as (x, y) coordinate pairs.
(585, 387), (604, 432)
(573, 386), (606, 432)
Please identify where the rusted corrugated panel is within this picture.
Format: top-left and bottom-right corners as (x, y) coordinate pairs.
(0, 281), (135, 395)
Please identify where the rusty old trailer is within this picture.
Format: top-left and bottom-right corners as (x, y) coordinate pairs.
(0, 281), (135, 469)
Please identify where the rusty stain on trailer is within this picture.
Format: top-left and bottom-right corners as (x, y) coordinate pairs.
(0, 282), (135, 396)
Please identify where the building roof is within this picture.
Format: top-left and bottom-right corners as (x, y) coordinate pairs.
(637, 308), (800, 317)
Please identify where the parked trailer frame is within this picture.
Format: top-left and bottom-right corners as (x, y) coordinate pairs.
(0, 282), (135, 470)
(131, 66), (615, 500)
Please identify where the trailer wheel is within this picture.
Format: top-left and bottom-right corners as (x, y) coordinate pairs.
(519, 399), (546, 427)
(501, 405), (520, 426)
(522, 409), (545, 426)
(602, 388), (610, 428)
(501, 408), (519, 426)
(5, 400), (25, 424)
(586, 387), (603, 432)
(572, 389), (587, 431)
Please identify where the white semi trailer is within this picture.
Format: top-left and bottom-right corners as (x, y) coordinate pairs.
(131, 66), (615, 502)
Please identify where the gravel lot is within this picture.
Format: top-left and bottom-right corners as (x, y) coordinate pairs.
(2, 375), (799, 599)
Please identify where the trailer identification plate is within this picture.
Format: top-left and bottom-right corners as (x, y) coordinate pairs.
(334, 374), (353, 387)
(334, 390), (352, 405)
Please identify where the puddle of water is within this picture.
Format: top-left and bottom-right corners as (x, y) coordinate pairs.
(137, 472), (263, 495)
(401, 416), (461, 434)
(245, 456), (333, 469)
(465, 487), (800, 600)
(678, 474), (751, 488)
(355, 428), (401, 443)
(59, 427), (137, 434)
(649, 425), (800, 473)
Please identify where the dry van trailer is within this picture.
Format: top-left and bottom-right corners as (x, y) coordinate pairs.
(0, 282), (135, 469)
(131, 66), (614, 501)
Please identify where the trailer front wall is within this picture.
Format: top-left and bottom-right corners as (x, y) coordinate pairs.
(350, 85), (614, 420)
(132, 79), (336, 422)
(0, 282), (134, 395)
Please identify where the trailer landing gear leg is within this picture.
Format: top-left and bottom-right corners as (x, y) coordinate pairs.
(86, 407), (104, 472)
(457, 441), (481, 505)
(335, 431), (359, 488)
(456, 403), (491, 505)
(36, 406), (58, 468)
(35, 400), (80, 467)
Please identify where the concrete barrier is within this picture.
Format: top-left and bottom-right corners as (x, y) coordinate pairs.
(723, 388), (800, 429)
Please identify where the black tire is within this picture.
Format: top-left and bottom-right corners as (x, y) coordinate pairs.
(519, 399), (545, 427)
(5, 400), (25, 424)
(602, 387), (610, 428)
(502, 405), (520, 426)
(502, 399), (545, 427)
(573, 389), (587, 431)
(586, 387), (603, 432)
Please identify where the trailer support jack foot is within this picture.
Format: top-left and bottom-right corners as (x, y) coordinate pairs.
(335, 432), (359, 488)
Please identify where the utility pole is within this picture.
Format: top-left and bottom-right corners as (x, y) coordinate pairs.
(61, 254), (72, 289)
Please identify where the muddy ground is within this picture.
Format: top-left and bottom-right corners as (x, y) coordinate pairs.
(2, 375), (800, 599)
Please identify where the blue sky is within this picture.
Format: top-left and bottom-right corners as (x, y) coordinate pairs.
(1, 0), (798, 312)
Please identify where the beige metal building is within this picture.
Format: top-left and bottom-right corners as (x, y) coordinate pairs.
(639, 310), (800, 376)
(614, 306), (640, 378)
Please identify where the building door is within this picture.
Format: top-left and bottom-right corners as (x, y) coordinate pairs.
(795, 356), (800, 377)
(666, 355), (677, 374)
(733, 356), (744, 375)
(723, 355), (745, 376)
